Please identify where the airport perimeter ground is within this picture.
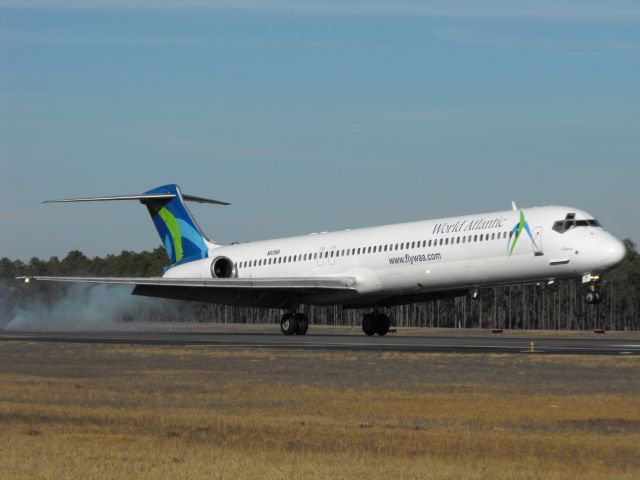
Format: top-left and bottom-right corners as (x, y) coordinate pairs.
(1, 326), (640, 479)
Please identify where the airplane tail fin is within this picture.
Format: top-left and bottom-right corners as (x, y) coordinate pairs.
(43, 184), (230, 266)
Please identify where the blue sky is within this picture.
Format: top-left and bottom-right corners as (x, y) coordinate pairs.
(1, 1), (639, 260)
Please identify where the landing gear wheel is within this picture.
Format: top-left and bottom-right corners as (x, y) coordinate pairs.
(362, 313), (376, 336)
(374, 313), (390, 336)
(294, 313), (309, 335)
(586, 291), (601, 305)
(280, 313), (298, 336)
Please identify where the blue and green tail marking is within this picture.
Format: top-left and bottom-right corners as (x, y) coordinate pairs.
(143, 184), (209, 265)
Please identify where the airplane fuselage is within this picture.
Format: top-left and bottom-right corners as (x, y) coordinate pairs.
(164, 205), (626, 308)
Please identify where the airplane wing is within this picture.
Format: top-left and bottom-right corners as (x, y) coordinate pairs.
(19, 275), (355, 289)
(18, 275), (359, 308)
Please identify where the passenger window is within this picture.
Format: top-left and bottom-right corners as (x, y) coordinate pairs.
(462, 237), (466, 244)
(367, 246), (372, 254)
(373, 246), (377, 253)
(411, 241), (415, 248)
(400, 243), (404, 250)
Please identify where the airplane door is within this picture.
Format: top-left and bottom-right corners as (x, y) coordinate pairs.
(532, 226), (543, 256)
(317, 247), (325, 267)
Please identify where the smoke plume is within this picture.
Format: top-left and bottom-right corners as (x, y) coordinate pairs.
(0, 281), (177, 331)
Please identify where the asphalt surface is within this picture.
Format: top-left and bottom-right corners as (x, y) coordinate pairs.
(1, 329), (639, 355)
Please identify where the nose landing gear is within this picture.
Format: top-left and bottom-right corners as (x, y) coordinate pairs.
(583, 274), (602, 305)
(586, 287), (601, 305)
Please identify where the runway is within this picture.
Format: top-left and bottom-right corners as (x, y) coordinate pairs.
(1, 328), (639, 355)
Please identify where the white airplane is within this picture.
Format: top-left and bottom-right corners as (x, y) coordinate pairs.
(24, 184), (626, 336)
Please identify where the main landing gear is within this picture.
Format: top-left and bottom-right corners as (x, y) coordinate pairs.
(279, 310), (391, 337)
(362, 313), (391, 336)
(280, 312), (309, 336)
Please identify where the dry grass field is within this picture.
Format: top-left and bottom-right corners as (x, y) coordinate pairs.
(0, 341), (639, 479)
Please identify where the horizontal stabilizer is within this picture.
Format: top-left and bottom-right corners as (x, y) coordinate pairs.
(42, 193), (230, 206)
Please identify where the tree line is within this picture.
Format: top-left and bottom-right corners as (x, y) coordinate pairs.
(1, 240), (639, 330)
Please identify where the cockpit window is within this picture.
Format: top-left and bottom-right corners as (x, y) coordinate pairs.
(552, 213), (600, 234)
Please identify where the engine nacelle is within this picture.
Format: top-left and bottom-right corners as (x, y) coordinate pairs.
(210, 256), (236, 278)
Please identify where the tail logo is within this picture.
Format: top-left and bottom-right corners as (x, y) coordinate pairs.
(508, 209), (540, 256)
(158, 207), (183, 263)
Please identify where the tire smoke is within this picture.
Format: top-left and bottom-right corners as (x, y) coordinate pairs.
(1, 281), (177, 331)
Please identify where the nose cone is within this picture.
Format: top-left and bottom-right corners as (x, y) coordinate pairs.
(600, 236), (626, 270)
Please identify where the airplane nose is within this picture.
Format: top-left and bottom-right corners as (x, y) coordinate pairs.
(600, 237), (626, 269)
